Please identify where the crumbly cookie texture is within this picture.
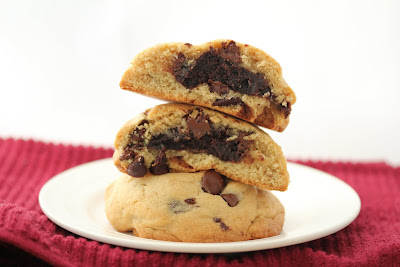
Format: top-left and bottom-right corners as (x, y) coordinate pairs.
(120, 39), (296, 132)
(113, 103), (289, 191)
(105, 172), (285, 242)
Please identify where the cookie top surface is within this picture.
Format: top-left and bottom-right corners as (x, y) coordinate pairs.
(105, 171), (285, 243)
(120, 40), (296, 131)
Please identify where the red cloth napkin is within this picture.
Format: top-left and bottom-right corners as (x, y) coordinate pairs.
(0, 138), (399, 266)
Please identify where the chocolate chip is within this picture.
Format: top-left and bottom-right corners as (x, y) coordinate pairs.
(213, 217), (230, 231)
(184, 198), (196, 205)
(212, 97), (243, 107)
(149, 148), (169, 175)
(184, 43), (192, 47)
(131, 135), (141, 142)
(119, 146), (135, 161)
(186, 111), (211, 138)
(131, 121), (148, 142)
(127, 156), (147, 177)
(221, 193), (239, 207)
(149, 162), (168, 175)
(219, 41), (241, 64)
(208, 80), (229, 95)
(202, 170), (225, 195)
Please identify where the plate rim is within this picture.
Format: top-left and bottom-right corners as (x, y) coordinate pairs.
(38, 158), (361, 253)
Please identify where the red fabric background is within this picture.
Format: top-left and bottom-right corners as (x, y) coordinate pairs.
(0, 138), (399, 266)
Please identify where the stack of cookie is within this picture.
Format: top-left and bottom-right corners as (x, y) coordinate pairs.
(105, 40), (296, 243)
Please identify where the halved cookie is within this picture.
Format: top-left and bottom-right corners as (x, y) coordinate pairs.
(120, 39), (296, 132)
(113, 103), (289, 191)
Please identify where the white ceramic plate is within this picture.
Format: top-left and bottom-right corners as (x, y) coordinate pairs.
(39, 158), (361, 254)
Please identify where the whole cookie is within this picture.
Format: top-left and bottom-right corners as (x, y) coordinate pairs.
(113, 103), (290, 191)
(105, 171), (285, 243)
(119, 39), (296, 132)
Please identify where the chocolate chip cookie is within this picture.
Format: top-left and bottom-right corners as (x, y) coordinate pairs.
(119, 40), (296, 132)
(105, 171), (285, 242)
(113, 103), (289, 191)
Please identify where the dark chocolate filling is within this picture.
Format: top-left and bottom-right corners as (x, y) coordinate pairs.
(149, 147), (169, 175)
(171, 41), (291, 117)
(147, 127), (252, 163)
(172, 41), (269, 97)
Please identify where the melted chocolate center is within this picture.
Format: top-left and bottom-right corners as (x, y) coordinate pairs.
(147, 110), (253, 163)
(172, 41), (270, 97)
(147, 127), (252, 162)
(171, 41), (291, 118)
(121, 110), (254, 170)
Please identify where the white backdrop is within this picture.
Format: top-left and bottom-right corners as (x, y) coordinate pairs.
(1, 0), (399, 164)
